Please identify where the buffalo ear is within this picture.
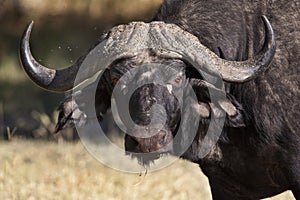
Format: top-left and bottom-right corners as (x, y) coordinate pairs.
(191, 96), (245, 128)
(192, 102), (211, 118)
(189, 79), (245, 127)
(55, 97), (87, 133)
(216, 94), (245, 127)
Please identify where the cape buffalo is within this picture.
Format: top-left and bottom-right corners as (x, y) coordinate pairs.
(20, 0), (300, 199)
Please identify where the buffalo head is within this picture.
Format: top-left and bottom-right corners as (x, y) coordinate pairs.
(19, 16), (275, 165)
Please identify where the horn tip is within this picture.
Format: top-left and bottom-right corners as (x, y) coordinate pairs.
(261, 15), (274, 34)
(22, 21), (34, 42)
(27, 21), (34, 31)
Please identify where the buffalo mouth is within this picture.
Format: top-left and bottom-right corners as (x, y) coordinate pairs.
(124, 129), (174, 165)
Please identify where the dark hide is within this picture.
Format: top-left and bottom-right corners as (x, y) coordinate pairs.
(154, 0), (300, 199)
(55, 0), (300, 199)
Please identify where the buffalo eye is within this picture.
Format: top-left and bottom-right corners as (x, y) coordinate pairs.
(111, 77), (119, 85)
(174, 76), (183, 85)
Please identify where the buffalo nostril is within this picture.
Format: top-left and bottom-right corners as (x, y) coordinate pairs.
(151, 97), (157, 103)
(125, 135), (139, 152)
(163, 134), (168, 143)
(158, 130), (168, 145)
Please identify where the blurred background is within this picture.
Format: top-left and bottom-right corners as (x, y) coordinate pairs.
(0, 0), (162, 140)
(0, 0), (295, 199)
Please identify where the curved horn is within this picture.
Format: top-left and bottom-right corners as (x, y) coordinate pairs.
(19, 21), (82, 92)
(212, 15), (276, 82)
(100, 16), (275, 83)
(20, 16), (275, 91)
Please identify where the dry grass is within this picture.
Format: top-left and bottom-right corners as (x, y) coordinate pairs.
(0, 140), (295, 200)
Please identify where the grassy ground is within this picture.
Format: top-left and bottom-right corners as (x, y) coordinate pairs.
(0, 140), (295, 200)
